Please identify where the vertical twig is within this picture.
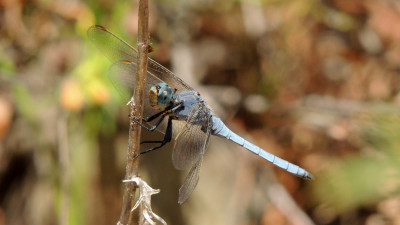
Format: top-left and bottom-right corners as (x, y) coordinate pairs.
(118, 0), (149, 224)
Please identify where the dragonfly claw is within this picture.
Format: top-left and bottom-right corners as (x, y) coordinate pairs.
(129, 154), (139, 161)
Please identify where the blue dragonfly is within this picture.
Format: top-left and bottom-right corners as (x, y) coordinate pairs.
(87, 25), (313, 204)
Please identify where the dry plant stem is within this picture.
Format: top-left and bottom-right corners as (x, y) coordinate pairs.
(118, 0), (150, 224)
(261, 174), (315, 225)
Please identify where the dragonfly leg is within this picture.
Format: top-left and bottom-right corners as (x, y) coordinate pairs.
(133, 102), (183, 131)
(143, 101), (183, 122)
(134, 114), (166, 132)
(143, 110), (165, 123)
(140, 140), (163, 144)
(133, 102), (183, 132)
(131, 117), (173, 160)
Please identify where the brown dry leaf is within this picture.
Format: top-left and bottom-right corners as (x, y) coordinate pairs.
(366, 0), (400, 43)
(329, 0), (366, 15)
(0, 97), (13, 140)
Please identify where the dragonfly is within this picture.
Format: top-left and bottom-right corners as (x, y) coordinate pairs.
(87, 25), (313, 204)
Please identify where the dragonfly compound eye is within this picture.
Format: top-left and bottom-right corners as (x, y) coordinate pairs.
(149, 82), (172, 110)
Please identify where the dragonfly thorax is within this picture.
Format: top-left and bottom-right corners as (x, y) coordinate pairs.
(149, 82), (173, 110)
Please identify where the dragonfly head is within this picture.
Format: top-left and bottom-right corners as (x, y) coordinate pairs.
(149, 83), (173, 110)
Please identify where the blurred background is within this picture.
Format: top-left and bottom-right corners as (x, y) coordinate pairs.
(1, 0), (400, 224)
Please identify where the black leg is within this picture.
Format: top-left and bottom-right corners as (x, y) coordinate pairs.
(140, 140), (163, 144)
(133, 102), (183, 132)
(143, 110), (165, 123)
(131, 117), (173, 160)
(134, 114), (166, 132)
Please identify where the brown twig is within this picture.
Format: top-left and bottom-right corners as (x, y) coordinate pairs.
(261, 172), (315, 225)
(118, 0), (149, 224)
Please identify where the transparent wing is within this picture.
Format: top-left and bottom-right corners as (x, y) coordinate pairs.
(173, 104), (212, 204)
(107, 61), (137, 102)
(87, 25), (136, 64)
(178, 157), (202, 204)
(172, 122), (208, 170)
(87, 25), (193, 93)
(109, 60), (172, 133)
(172, 103), (211, 170)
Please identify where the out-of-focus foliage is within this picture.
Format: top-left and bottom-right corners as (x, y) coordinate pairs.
(314, 107), (400, 210)
(2, 0), (400, 225)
